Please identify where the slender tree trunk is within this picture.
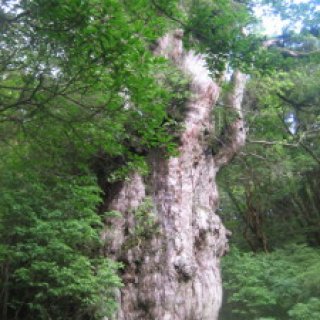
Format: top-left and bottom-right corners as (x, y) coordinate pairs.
(1, 262), (9, 320)
(103, 30), (246, 320)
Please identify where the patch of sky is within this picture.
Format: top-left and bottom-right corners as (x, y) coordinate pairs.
(253, 0), (320, 36)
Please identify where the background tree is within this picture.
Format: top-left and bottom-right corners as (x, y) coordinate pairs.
(219, 2), (320, 318)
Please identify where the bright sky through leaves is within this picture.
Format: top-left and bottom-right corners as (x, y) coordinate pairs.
(256, 0), (316, 36)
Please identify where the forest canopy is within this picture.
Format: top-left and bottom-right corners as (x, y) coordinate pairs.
(0, 0), (320, 319)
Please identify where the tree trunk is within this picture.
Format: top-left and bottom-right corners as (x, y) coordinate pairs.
(102, 30), (246, 320)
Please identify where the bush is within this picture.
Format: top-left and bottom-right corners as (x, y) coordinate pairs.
(221, 245), (320, 319)
(0, 153), (122, 319)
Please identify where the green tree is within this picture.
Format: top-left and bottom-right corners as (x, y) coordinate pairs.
(0, 0), (182, 318)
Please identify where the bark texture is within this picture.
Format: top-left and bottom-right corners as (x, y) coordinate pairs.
(102, 30), (246, 320)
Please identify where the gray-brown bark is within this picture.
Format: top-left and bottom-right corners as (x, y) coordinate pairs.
(263, 38), (320, 58)
(102, 30), (246, 320)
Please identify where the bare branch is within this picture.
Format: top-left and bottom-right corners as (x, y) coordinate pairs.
(263, 38), (320, 58)
(278, 48), (320, 58)
(239, 151), (268, 161)
(248, 139), (298, 147)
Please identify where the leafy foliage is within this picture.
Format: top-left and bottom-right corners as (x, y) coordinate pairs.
(218, 62), (320, 252)
(217, 3), (320, 319)
(0, 145), (122, 319)
(221, 245), (320, 320)
(183, 0), (259, 73)
(0, 0), (182, 158)
(1, 0), (320, 319)
(0, 0), (184, 318)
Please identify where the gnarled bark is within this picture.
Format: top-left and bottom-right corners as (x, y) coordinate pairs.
(102, 30), (246, 320)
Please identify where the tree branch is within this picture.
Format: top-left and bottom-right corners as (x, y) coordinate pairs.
(214, 71), (247, 169)
(277, 112), (320, 165)
(263, 38), (320, 58)
(248, 139), (298, 147)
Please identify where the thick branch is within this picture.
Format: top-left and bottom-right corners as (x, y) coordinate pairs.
(214, 71), (247, 168)
(278, 48), (320, 58)
(263, 38), (320, 58)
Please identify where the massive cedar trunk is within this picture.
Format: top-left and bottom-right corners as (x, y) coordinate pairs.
(102, 30), (246, 320)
